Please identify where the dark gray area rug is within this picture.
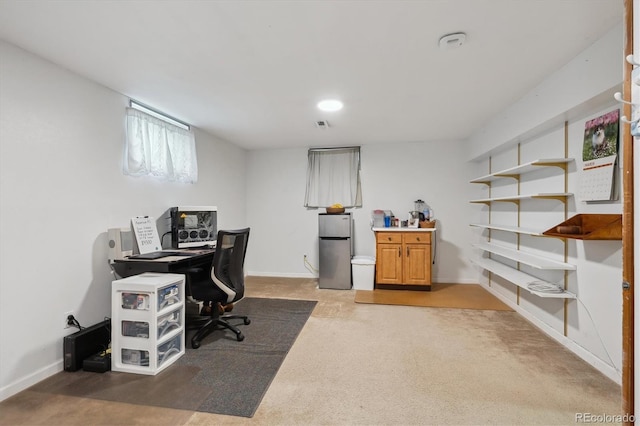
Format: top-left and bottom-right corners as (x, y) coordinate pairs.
(31, 297), (317, 418)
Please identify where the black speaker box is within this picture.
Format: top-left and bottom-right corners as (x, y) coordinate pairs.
(63, 319), (111, 372)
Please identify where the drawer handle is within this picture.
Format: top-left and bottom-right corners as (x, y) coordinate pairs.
(416, 237), (420, 241)
(407, 247), (409, 256)
(398, 247), (401, 257)
(388, 237), (392, 241)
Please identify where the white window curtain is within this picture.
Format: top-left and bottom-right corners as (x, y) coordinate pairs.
(304, 147), (362, 208)
(124, 107), (198, 183)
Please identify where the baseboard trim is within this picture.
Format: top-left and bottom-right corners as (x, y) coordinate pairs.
(0, 360), (62, 402)
(375, 283), (431, 291)
(246, 272), (479, 284)
(433, 278), (478, 284)
(247, 271), (317, 278)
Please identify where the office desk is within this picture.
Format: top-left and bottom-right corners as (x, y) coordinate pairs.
(112, 249), (215, 278)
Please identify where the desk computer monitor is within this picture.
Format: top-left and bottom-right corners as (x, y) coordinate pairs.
(170, 206), (217, 248)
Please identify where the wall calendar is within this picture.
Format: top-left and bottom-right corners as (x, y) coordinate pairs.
(578, 108), (620, 202)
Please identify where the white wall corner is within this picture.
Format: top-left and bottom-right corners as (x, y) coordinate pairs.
(465, 23), (624, 162)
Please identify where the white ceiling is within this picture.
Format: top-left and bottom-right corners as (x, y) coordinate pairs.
(0, 0), (623, 150)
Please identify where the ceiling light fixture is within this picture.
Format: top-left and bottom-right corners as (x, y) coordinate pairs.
(317, 99), (343, 112)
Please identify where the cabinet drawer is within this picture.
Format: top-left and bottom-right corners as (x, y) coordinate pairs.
(376, 233), (403, 244)
(404, 233), (431, 244)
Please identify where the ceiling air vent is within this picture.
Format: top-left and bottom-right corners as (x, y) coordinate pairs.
(315, 120), (330, 129)
(438, 32), (466, 50)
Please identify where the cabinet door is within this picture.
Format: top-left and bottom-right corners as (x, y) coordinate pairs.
(404, 243), (431, 285)
(376, 243), (403, 284)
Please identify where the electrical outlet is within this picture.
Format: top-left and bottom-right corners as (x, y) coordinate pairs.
(64, 311), (75, 329)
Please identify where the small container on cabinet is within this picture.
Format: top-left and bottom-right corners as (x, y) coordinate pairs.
(111, 272), (185, 375)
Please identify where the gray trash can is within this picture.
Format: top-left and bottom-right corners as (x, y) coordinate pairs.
(351, 256), (376, 290)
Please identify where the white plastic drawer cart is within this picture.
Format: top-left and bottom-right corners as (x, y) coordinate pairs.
(111, 272), (185, 375)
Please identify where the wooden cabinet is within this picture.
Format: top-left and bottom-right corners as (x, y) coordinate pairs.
(375, 231), (432, 290)
(404, 233), (431, 285)
(376, 232), (403, 284)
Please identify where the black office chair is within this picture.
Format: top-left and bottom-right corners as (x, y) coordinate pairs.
(187, 228), (251, 349)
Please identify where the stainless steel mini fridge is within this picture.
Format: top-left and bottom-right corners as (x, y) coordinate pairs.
(318, 212), (352, 289)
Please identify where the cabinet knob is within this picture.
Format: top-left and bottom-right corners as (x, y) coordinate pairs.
(417, 237), (421, 241)
(388, 237), (392, 241)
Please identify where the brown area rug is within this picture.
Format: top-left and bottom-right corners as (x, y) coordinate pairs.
(355, 283), (512, 311)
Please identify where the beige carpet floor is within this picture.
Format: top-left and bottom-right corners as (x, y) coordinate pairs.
(0, 277), (621, 425)
(355, 283), (513, 311)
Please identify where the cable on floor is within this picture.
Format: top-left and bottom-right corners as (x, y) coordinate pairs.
(526, 279), (620, 376)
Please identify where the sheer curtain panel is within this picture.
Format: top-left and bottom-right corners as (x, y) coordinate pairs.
(124, 107), (198, 183)
(304, 147), (362, 208)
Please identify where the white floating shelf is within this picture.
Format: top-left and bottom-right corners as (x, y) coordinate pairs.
(473, 242), (576, 270)
(470, 193), (572, 204)
(470, 158), (573, 184)
(470, 223), (543, 236)
(471, 257), (575, 299)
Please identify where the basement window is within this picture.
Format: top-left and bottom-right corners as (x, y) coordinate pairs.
(304, 147), (362, 208)
(124, 101), (198, 183)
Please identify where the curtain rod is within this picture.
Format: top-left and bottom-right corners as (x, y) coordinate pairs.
(130, 99), (190, 130)
(308, 146), (360, 152)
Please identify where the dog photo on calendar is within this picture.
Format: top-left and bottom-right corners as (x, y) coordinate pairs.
(582, 108), (619, 161)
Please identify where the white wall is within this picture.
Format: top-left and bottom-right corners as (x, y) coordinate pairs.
(245, 141), (476, 284)
(0, 41), (247, 399)
(466, 23), (624, 383)
(467, 23), (623, 162)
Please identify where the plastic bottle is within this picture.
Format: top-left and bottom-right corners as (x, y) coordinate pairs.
(423, 205), (432, 221)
